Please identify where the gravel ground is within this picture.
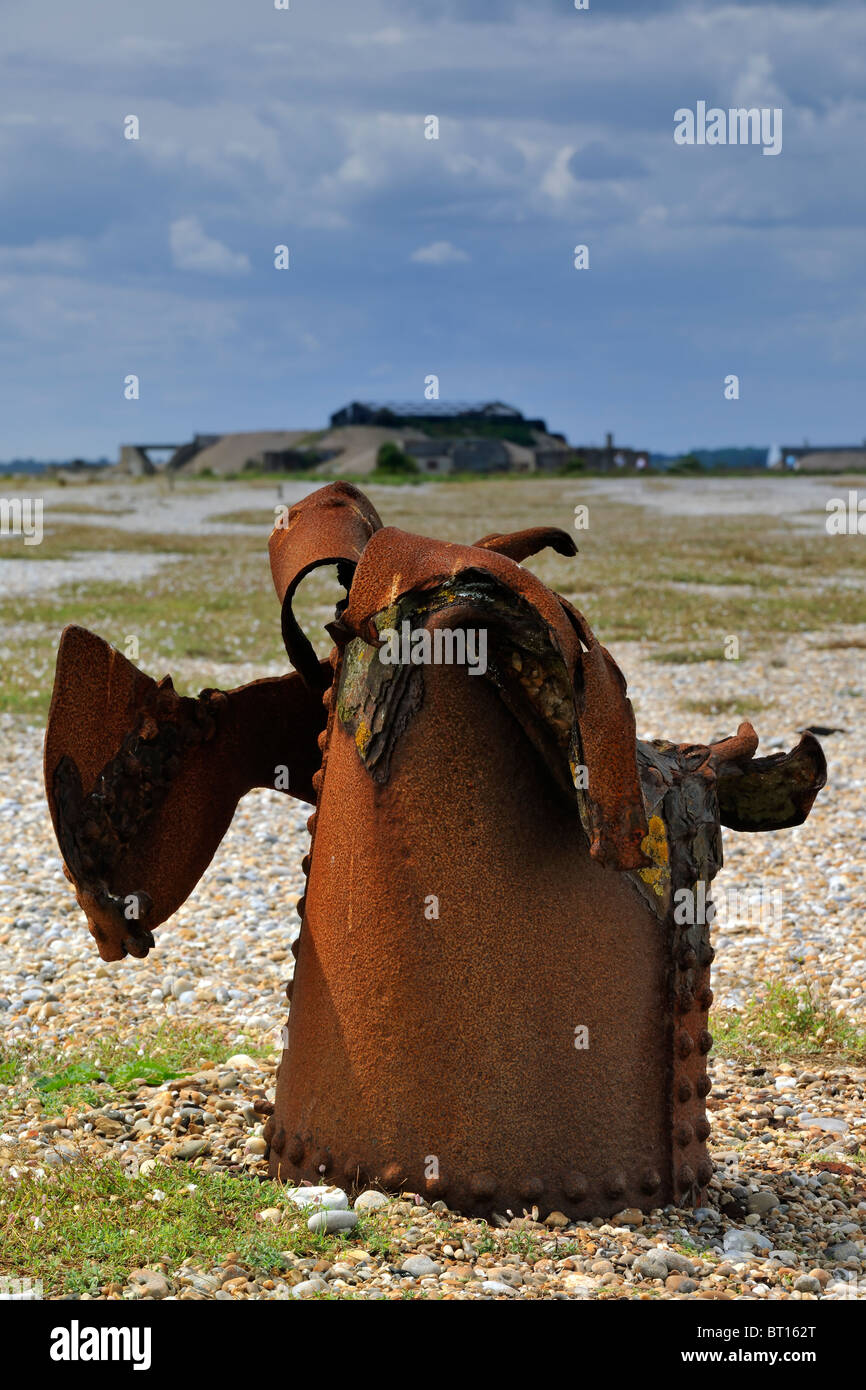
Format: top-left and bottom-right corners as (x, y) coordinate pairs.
(0, 619), (864, 1300)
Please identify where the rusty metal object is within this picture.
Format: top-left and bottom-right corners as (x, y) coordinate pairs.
(44, 482), (827, 1217)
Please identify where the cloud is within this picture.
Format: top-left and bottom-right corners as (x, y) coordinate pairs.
(410, 240), (470, 264)
(169, 217), (250, 275)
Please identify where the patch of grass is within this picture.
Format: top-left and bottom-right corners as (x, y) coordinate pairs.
(207, 509), (280, 527)
(1, 1022), (260, 1117)
(681, 696), (766, 718)
(666, 572), (757, 588)
(713, 984), (866, 1063)
(0, 1158), (367, 1297)
(649, 647), (731, 665)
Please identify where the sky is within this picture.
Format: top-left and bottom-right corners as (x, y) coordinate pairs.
(0, 0), (864, 458)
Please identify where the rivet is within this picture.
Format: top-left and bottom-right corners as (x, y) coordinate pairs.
(287, 1135), (305, 1165)
(697, 1159), (713, 1186)
(562, 1171), (588, 1202)
(701, 944), (716, 966)
(301, 854), (312, 875)
(603, 1169), (626, 1200)
(699, 988), (714, 1010)
(675, 1123), (694, 1148)
(678, 1080), (693, 1103)
(679, 947), (697, 969)
(469, 1171), (497, 1199)
(698, 1029), (714, 1054)
(306, 813), (317, 834)
(677, 1030), (694, 1058)
(518, 1175), (544, 1201)
(273, 1126), (286, 1154)
(285, 979), (293, 1001)
(640, 1169), (661, 1195)
(696, 1075), (712, 1098)
(677, 988), (696, 1012)
(694, 1118), (711, 1142)
(313, 1150), (331, 1176)
(677, 1164), (696, 1190)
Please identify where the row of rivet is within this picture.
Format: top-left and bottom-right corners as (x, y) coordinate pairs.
(270, 1129), (665, 1205)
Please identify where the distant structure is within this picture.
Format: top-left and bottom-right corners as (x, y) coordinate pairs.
(118, 442), (191, 476)
(115, 407), (651, 479)
(534, 432), (649, 474)
(329, 400), (549, 431)
(768, 442), (866, 472)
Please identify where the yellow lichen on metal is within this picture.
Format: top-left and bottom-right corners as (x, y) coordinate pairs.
(639, 813), (670, 897)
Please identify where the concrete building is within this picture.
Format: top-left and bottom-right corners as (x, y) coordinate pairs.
(329, 400), (548, 432)
(768, 443), (866, 471)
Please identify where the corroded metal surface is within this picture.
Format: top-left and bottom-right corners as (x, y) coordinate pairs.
(44, 483), (827, 1217)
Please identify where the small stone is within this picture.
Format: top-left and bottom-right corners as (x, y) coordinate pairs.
(176, 1138), (209, 1160)
(483, 1279), (517, 1297)
(401, 1254), (441, 1278)
(258, 1208), (282, 1224)
(544, 1210), (570, 1228)
(353, 1189), (389, 1211)
(223, 1054), (260, 1071)
(244, 1137), (268, 1155)
(828, 1241), (860, 1262)
(798, 1115), (848, 1134)
(747, 1191), (781, 1216)
(611, 1207), (644, 1227)
(128, 1269), (169, 1300)
(634, 1254), (669, 1280)
(794, 1275), (822, 1294)
(307, 1209), (359, 1235)
(724, 1228), (772, 1254)
(292, 1278), (326, 1299)
(287, 1186), (349, 1211)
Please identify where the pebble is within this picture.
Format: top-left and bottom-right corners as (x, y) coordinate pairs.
(287, 1186), (349, 1211)
(128, 1269), (170, 1300)
(307, 1210), (359, 1235)
(401, 1255), (442, 1278)
(354, 1190), (390, 1211)
(293, 1278), (326, 1300)
(176, 1138), (209, 1160)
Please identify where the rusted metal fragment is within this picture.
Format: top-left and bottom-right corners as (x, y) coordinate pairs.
(344, 528), (648, 870)
(716, 730), (827, 831)
(338, 574), (582, 798)
(268, 482), (382, 689)
(274, 641), (672, 1219)
(559, 598), (649, 870)
(475, 526), (577, 563)
(336, 631), (424, 784)
(43, 484), (829, 1220)
(44, 625), (326, 960)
